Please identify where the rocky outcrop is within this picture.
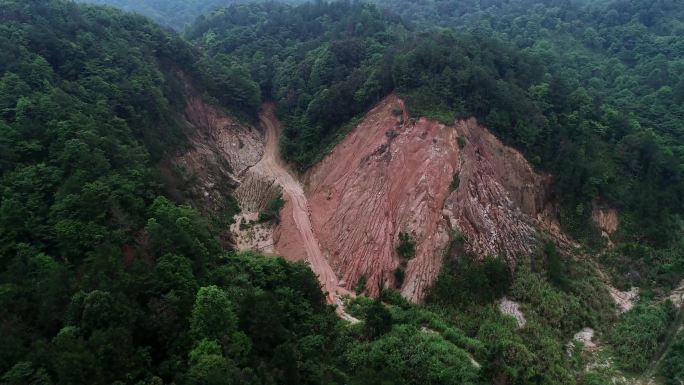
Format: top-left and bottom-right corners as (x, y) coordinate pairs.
(306, 97), (458, 300)
(571, 328), (598, 353)
(174, 90), (572, 304)
(298, 95), (564, 302)
(169, 88), (264, 215)
(609, 286), (639, 313)
(592, 205), (619, 246)
(668, 280), (684, 308)
(499, 298), (526, 328)
(443, 118), (554, 265)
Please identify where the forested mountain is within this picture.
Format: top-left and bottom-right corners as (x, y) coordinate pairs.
(186, 1), (409, 168)
(187, 0), (682, 259)
(0, 1), (336, 384)
(73, 0), (238, 30)
(76, 0), (306, 30)
(1, 0), (683, 385)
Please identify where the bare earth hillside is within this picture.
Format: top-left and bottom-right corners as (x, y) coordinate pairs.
(187, 94), (572, 304)
(303, 95), (568, 301)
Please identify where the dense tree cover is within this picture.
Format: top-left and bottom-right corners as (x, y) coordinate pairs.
(609, 301), (676, 372)
(76, 0), (303, 30)
(186, 1), (410, 168)
(413, 262), (612, 385)
(0, 0), (196, 330)
(0, 1), (341, 384)
(660, 331), (684, 385)
(428, 253), (512, 306)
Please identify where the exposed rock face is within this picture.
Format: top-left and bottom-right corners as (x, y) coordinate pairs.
(306, 97), (458, 300)
(170, 90), (264, 214)
(300, 95), (561, 302)
(499, 298), (526, 328)
(592, 206), (619, 246)
(568, 328), (598, 356)
(669, 280), (684, 308)
(609, 286), (639, 313)
(443, 118), (554, 265)
(573, 328), (598, 352)
(175, 91), (571, 304)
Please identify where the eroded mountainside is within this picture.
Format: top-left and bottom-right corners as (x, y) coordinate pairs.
(218, 95), (572, 303)
(168, 82), (264, 216)
(303, 95), (570, 301)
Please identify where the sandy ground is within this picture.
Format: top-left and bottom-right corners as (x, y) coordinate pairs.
(253, 105), (349, 308)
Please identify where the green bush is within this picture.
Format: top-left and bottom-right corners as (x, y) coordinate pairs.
(660, 332), (684, 385)
(355, 275), (367, 295)
(450, 173), (460, 190)
(609, 302), (676, 372)
(393, 266), (405, 288)
(258, 192), (286, 223)
(457, 136), (467, 149)
(363, 299), (393, 339)
(428, 254), (511, 306)
(396, 232), (416, 260)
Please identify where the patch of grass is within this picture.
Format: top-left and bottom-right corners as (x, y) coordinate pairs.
(258, 191), (286, 223)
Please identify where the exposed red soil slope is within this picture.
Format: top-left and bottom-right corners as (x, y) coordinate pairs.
(174, 88), (570, 305)
(297, 95), (564, 302)
(443, 118), (553, 264)
(306, 96), (459, 300)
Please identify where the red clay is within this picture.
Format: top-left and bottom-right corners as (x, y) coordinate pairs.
(254, 106), (346, 305)
(297, 95), (564, 302)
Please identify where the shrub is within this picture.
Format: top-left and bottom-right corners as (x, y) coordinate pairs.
(457, 136), (467, 149)
(396, 232), (416, 260)
(660, 332), (684, 385)
(450, 173), (460, 190)
(427, 254), (511, 306)
(609, 301), (676, 372)
(355, 275), (367, 295)
(394, 267), (405, 287)
(258, 192), (286, 223)
(363, 299), (393, 339)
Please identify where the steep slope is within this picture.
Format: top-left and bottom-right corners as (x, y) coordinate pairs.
(221, 105), (358, 312)
(297, 95), (567, 301)
(220, 95), (572, 304)
(243, 106), (345, 304)
(168, 79), (264, 216)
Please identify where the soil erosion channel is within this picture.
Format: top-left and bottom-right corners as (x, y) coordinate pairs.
(247, 105), (347, 309)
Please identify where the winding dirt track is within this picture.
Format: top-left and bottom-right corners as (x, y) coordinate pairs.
(254, 105), (342, 305)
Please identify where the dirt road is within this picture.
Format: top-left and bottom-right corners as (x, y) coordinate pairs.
(252, 105), (343, 306)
